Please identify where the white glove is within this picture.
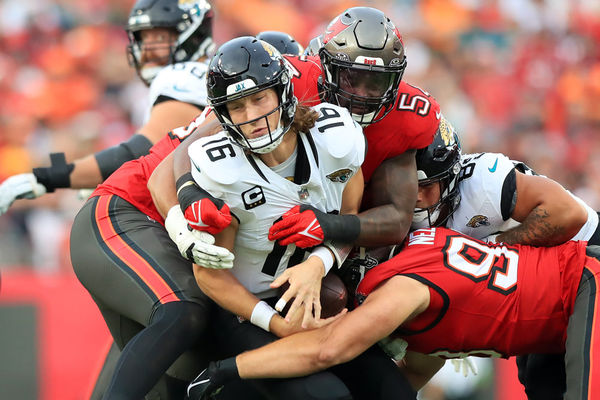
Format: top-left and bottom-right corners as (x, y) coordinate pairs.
(164, 205), (234, 269)
(77, 188), (95, 201)
(0, 173), (47, 215)
(450, 357), (478, 377)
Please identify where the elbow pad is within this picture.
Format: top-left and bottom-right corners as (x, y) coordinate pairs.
(95, 134), (153, 180)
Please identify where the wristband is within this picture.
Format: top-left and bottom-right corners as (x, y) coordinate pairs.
(250, 301), (277, 332)
(175, 172), (225, 211)
(32, 153), (75, 192)
(309, 246), (335, 276)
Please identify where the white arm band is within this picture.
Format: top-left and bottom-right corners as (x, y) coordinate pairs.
(250, 301), (277, 332)
(309, 246), (335, 276)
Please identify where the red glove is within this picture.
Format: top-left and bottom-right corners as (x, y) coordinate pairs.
(183, 198), (232, 235)
(177, 173), (232, 235)
(269, 205), (361, 248)
(269, 205), (325, 248)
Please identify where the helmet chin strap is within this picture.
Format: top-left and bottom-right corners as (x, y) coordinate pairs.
(411, 207), (441, 230)
(351, 111), (376, 126)
(248, 116), (286, 154)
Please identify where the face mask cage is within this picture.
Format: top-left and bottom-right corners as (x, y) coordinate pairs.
(412, 162), (462, 229)
(127, 30), (177, 85)
(320, 50), (406, 125)
(210, 76), (297, 154)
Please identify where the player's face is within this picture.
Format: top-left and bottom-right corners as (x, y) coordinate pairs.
(416, 181), (441, 209)
(337, 68), (393, 113)
(226, 88), (280, 140)
(139, 28), (177, 68)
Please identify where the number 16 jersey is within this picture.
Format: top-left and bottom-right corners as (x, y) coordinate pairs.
(189, 103), (365, 298)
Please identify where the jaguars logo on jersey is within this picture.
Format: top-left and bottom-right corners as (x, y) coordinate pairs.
(466, 215), (490, 228)
(326, 168), (353, 183)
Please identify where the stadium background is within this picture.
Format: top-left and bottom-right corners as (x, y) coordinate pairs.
(0, 0), (598, 398)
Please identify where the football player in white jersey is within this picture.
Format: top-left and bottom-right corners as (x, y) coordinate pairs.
(409, 118), (600, 400)
(0, 0), (215, 214)
(411, 117), (599, 246)
(177, 36), (362, 399)
(172, 35), (419, 400)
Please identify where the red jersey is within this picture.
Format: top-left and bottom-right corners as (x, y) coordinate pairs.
(91, 112), (208, 225)
(357, 227), (588, 358)
(286, 55), (439, 182)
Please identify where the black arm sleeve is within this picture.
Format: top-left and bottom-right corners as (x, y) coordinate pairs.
(94, 134), (153, 180)
(500, 168), (517, 221)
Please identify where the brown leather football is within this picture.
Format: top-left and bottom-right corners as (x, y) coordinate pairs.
(278, 271), (348, 318)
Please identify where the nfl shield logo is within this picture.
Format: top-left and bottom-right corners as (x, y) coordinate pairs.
(298, 188), (309, 200)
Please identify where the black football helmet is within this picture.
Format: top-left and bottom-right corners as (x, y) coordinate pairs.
(256, 31), (304, 56)
(127, 0), (214, 85)
(206, 36), (297, 154)
(319, 7), (407, 125)
(412, 116), (462, 229)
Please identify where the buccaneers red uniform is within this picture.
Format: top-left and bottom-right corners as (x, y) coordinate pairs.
(357, 227), (589, 358)
(285, 55), (439, 182)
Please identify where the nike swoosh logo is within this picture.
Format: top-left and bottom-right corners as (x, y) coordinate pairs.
(488, 158), (498, 173)
(299, 219), (322, 241)
(435, 111), (441, 120)
(172, 84), (190, 92)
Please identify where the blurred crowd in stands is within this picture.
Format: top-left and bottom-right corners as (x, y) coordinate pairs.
(1, 0), (599, 278)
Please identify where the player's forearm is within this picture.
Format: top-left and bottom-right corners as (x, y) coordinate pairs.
(356, 151), (417, 246)
(497, 205), (580, 246)
(356, 204), (412, 246)
(69, 154), (104, 188)
(236, 324), (337, 378)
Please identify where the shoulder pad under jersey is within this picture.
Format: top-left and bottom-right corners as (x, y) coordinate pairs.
(188, 132), (245, 186)
(148, 61), (209, 108)
(459, 152), (516, 217)
(310, 103), (365, 163)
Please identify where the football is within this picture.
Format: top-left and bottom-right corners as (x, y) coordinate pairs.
(278, 271), (348, 318)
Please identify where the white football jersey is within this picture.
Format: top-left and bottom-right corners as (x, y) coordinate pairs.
(189, 103), (366, 298)
(143, 61), (209, 122)
(449, 152), (598, 241)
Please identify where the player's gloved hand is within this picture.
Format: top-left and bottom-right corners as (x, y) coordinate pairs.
(268, 205), (360, 248)
(187, 359), (239, 400)
(183, 197), (232, 234)
(0, 173), (47, 215)
(176, 173), (232, 235)
(165, 206), (234, 269)
(450, 357), (478, 377)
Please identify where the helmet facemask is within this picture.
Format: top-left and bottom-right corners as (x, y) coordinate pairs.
(321, 51), (405, 125)
(412, 160), (461, 230)
(209, 62), (297, 154)
(318, 7), (407, 126)
(126, 0), (214, 86)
